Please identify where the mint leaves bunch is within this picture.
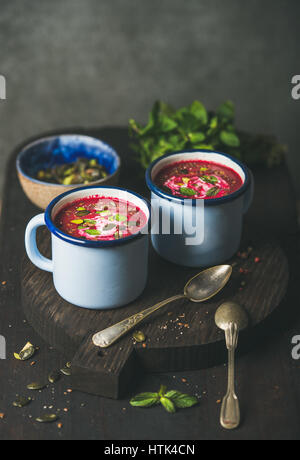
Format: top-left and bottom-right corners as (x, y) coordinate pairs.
(129, 100), (240, 169)
(130, 385), (198, 414)
(129, 100), (285, 169)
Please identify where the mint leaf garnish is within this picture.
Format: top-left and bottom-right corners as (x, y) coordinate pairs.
(85, 229), (101, 235)
(179, 187), (197, 196)
(160, 397), (176, 414)
(130, 386), (198, 413)
(130, 393), (160, 408)
(206, 186), (219, 197)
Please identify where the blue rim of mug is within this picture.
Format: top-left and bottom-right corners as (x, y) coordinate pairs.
(44, 185), (151, 248)
(145, 149), (251, 206)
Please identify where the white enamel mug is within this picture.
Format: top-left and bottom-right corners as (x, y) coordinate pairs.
(25, 186), (150, 309)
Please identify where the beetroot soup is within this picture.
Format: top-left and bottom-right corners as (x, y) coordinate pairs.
(54, 195), (148, 241)
(154, 160), (243, 199)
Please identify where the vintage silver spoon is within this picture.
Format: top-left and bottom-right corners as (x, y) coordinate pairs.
(93, 264), (232, 348)
(215, 302), (248, 430)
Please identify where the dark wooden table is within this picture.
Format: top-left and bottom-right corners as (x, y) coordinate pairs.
(1, 127), (300, 440)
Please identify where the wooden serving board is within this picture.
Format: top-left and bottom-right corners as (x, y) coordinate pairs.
(21, 227), (289, 399)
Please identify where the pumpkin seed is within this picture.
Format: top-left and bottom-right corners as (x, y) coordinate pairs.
(13, 396), (32, 408)
(133, 331), (146, 343)
(14, 342), (36, 361)
(76, 210), (90, 217)
(48, 370), (61, 384)
(36, 414), (58, 423)
(83, 219), (96, 225)
(19, 346), (35, 361)
(36, 158), (108, 185)
(71, 219), (84, 225)
(85, 229), (101, 236)
(27, 382), (46, 390)
(22, 342), (33, 351)
(60, 368), (71, 376)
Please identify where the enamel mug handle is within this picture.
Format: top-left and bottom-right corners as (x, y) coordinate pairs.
(25, 214), (53, 273)
(243, 169), (254, 214)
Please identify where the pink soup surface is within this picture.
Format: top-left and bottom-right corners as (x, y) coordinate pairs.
(154, 160), (243, 199)
(54, 195), (148, 241)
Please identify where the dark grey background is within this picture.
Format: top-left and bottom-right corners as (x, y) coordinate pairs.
(0, 0), (299, 194)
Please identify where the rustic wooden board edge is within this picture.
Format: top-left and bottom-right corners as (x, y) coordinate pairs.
(21, 238), (291, 399)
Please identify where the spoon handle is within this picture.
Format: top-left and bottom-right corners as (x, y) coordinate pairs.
(220, 322), (240, 430)
(92, 295), (184, 348)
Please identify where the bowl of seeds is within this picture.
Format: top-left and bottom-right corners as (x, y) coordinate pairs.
(16, 134), (121, 209)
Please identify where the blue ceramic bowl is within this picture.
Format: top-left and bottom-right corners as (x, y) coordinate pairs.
(16, 134), (121, 209)
(146, 149), (254, 267)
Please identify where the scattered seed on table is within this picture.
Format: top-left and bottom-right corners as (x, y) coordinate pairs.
(60, 368), (71, 376)
(27, 382), (46, 391)
(36, 414), (58, 423)
(48, 370), (61, 384)
(14, 342), (36, 361)
(132, 331), (146, 343)
(13, 396), (32, 408)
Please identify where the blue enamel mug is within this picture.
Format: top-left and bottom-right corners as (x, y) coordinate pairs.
(146, 150), (254, 268)
(25, 186), (150, 309)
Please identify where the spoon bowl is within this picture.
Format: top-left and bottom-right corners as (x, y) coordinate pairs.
(185, 265), (232, 302)
(215, 301), (249, 332)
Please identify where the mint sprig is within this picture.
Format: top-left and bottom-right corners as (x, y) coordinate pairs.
(130, 385), (198, 413)
(129, 99), (285, 169)
(129, 392), (160, 408)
